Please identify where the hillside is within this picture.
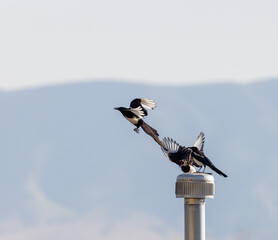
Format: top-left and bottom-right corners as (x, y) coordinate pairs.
(0, 79), (277, 239)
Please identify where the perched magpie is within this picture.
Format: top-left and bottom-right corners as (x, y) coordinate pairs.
(161, 137), (196, 173)
(161, 133), (228, 177)
(114, 98), (167, 150)
(187, 132), (227, 177)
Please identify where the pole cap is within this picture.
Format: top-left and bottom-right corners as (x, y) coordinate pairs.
(175, 173), (215, 199)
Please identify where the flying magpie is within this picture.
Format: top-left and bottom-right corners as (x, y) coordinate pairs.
(161, 132), (228, 177)
(114, 98), (167, 151)
(161, 137), (196, 173)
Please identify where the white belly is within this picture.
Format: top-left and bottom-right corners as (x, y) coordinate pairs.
(125, 116), (138, 125)
(194, 159), (203, 167)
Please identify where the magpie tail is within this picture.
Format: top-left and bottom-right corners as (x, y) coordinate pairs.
(195, 154), (228, 178)
(141, 121), (168, 151)
(208, 162), (228, 178)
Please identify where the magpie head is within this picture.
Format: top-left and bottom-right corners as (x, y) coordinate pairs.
(114, 107), (124, 111)
(181, 165), (196, 173)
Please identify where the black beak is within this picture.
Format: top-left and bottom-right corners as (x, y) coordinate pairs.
(114, 107), (119, 110)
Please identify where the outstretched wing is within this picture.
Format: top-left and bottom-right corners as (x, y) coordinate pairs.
(161, 137), (180, 156)
(140, 98), (156, 109)
(161, 137), (190, 165)
(130, 98), (156, 110)
(193, 132), (205, 152)
(129, 106), (145, 119)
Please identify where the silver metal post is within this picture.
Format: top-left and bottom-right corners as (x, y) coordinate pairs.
(176, 173), (215, 240)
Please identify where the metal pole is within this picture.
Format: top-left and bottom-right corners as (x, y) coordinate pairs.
(184, 198), (205, 240)
(175, 173), (215, 240)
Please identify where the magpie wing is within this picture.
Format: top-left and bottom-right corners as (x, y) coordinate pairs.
(161, 137), (190, 165)
(193, 132), (205, 152)
(139, 98), (156, 109)
(130, 98), (156, 110)
(129, 106), (145, 119)
(161, 137), (180, 156)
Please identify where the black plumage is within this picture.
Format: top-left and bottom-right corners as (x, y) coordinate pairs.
(188, 132), (228, 177)
(162, 133), (228, 177)
(161, 137), (196, 173)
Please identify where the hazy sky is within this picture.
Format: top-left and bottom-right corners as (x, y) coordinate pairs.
(1, 0), (278, 90)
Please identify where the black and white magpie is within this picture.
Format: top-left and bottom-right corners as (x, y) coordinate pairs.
(187, 132), (227, 177)
(161, 137), (196, 173)
(161, 132), (228, 177)
(114, 98), (167, 151)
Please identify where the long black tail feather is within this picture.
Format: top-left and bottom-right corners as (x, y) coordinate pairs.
(209, 164), (228, 177)
(141, 121), (168, 151)
(193, 153), (228, 177)
(205, 157), (228, 177)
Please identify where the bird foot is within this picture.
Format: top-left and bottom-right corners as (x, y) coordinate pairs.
(134, 128), (139, 133)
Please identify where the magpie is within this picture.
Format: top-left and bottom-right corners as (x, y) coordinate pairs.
(161, 137), (196, 173)
(187, 132), (228, 177)
(161, 133), (228, 177)
(114, 98), (167, 151)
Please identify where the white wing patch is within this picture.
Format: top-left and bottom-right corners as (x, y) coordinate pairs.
(130, 106), (145, 119)
(161, 137), (181, 155)
(193, 159), (203, 167)
(193, 132), (205, 151)
(140, 98), (156, 110)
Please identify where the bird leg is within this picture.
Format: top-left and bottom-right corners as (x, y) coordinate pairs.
(134, 127), (140, 133)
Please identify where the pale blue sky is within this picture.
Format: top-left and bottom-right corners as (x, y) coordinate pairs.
(1, 0), (278, 90)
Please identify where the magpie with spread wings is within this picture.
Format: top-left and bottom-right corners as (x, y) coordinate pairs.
(161, 132), (228, 177)
(114, 98), (167, 151)
(161, 137), (196, 173)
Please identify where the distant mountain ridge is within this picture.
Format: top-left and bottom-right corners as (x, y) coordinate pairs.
(0, 79), (277, 239)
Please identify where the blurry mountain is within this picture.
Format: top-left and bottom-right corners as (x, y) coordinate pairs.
(0, 79), (277, 239)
